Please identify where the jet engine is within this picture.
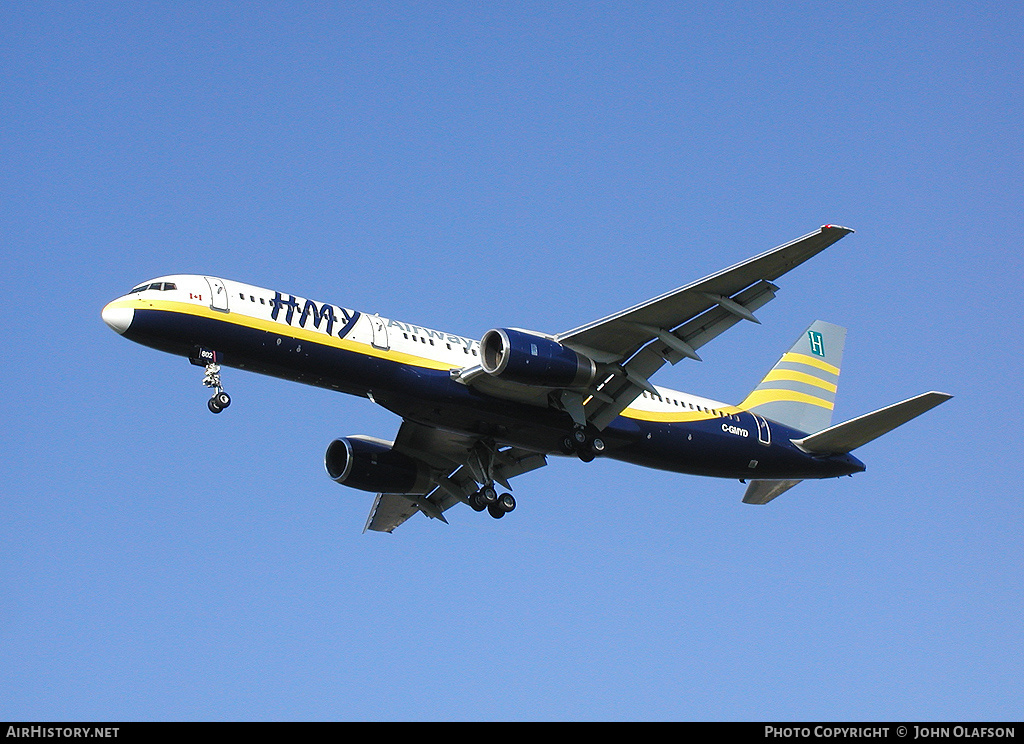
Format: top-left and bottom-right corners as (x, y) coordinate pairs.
(480, 328), (597, 388)
(324, 436), (432, 495)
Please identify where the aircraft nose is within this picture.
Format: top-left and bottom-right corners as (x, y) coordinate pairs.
(101, 301), (134, 334)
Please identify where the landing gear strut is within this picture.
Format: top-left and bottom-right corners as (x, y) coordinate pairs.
(202, 362), (231, 414)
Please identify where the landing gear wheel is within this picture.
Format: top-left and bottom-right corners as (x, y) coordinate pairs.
(564, 426), (605, 460)
(213, 391), (231, 409)
(208, 397), (224, 414)
(474, 489), (516, 518)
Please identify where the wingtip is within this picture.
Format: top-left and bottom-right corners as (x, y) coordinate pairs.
(822, 224), (855, 233)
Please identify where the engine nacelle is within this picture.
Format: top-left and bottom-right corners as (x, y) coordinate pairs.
(324, 436), (432, 495)
(480, 328), (597, 389)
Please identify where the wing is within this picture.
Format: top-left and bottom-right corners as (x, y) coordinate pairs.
(451, 226), (853, 429)
(554, 225), (854, 429)
(363, 420), (547, 533)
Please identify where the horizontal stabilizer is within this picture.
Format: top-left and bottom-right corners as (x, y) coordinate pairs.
(742, 479), (802, 505)
(792, 391), (952, 455)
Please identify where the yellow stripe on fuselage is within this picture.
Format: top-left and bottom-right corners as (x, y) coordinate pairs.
(619, 404), (742, 424)
(118, 296), (788, 423)
(109, 298), (455, 372)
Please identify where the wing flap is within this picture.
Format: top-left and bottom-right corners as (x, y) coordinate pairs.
(583, 279), (781, 429)
(364, 492), (422, 533)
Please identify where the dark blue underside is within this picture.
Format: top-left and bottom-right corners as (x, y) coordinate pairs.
(126, 308), (864, 480)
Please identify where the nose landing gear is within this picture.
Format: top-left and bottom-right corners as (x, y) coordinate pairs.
(203, 362), (231, 414)
(190, 347), (232, 414)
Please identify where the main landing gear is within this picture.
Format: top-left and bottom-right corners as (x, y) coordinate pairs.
(561, 425), (605, 462)
(461, 441), (519, 521)
(467, 483), (517, 519)
(202, 362), (231, 414)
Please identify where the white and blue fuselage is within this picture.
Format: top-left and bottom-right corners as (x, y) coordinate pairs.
(102, 273), (865, 486)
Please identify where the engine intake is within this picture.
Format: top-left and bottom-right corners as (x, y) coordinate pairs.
(324, 436), (432, 495)
(480, 328), (597, 389)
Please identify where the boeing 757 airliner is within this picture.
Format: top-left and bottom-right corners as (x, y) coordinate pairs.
(102, 226), (951, 532)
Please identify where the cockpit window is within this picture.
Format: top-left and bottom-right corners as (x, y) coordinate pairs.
(129, 282), (176, 293)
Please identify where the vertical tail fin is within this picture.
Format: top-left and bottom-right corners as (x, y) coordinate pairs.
(739, 320), (846, 435)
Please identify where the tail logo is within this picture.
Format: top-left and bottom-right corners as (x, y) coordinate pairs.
(808, 330), (826, 358)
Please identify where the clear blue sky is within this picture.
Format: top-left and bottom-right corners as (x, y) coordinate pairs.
(2, 1), (1021, 721)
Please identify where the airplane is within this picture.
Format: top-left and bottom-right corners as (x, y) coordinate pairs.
(101, 225), (951, 532)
